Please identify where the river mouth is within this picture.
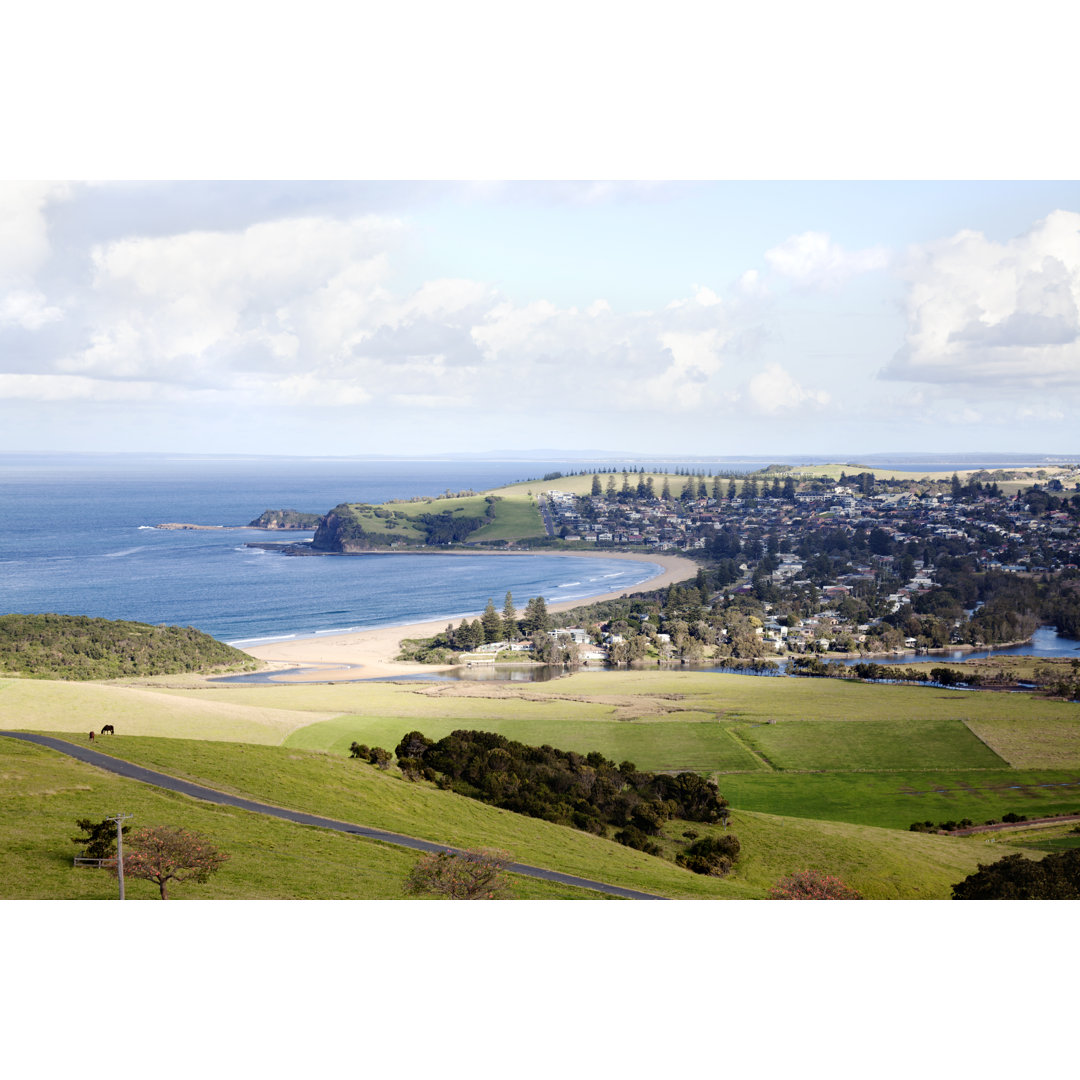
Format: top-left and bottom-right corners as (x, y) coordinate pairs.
(210, 625), (1080, 686)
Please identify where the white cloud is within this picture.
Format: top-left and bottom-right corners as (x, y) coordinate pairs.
(11, 207), (783, 424)
(745, 363), (830, 415)
(0, 290), (63, 330)
(883, 209), (1080, 388)
(0, 182), (69, 287)
(765, 231), (889, 289)
(0, 183), (69, 334)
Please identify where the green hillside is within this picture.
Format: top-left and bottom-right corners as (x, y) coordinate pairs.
(0, 733), (1034, 900)
(312, 490), (544, 549)
(0, 614), (257, 681)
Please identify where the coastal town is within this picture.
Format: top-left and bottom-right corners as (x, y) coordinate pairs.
(431, 466), (1080, 671)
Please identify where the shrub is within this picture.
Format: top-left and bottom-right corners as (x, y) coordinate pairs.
(72, 817), (128, 861)
(614, 826), (662, 857)
(768, 870), (862, 900)
(349, 743), (392, 769)
(675, 833), (741, 876)
(404, 848), (512, 900)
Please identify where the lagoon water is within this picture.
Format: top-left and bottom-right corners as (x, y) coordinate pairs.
(0, 454), (675, 645)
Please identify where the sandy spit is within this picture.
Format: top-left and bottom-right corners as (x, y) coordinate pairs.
(240, 550), (698, 682)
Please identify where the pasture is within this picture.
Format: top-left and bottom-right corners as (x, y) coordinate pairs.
(1, 733), (1020, 899)
(715, 769), (1080, 829)
(6, 664), (1080, 899)
(0, 735), (595, 900)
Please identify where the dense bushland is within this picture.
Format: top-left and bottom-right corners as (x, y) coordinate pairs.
(0, 614), (256, 680)
(393, 729), (730, 853)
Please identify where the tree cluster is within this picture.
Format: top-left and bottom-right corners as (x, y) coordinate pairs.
(0, 614), (255, 680)
(952, 849), (1080, 899)
(392, 729), (729, 851)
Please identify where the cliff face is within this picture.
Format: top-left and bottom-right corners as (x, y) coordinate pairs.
(312, 506), (378, 551)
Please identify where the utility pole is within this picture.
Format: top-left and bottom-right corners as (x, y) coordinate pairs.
(109, 813), (133, 900)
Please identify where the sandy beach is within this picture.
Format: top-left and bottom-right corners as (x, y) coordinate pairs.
(240, 550), (698, 682)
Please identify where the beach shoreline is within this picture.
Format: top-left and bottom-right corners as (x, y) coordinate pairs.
(239, 550), (699, 682)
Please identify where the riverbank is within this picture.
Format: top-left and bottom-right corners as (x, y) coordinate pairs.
(240, 551), (698, 682)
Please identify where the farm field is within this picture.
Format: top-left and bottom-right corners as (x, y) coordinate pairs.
(5, 665), (1079, 899)
(284, 712), (766, 773)
(737, 717), (1008, 771)
(113, 667), (1080, 731)
(715, 769), (1080, 829)
(1, 733), (1022, 899)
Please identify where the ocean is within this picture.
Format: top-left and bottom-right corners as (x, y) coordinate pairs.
(0, 454), (674, 645)
(3, 452), (1074, 649)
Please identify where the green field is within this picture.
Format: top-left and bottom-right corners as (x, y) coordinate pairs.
(1, 734), (1022, 899)
(6, 662), (1080, 899)
(716, 769), (1080, 829)
(284, 713), (766, 773)
(738, 717), (1008, 771)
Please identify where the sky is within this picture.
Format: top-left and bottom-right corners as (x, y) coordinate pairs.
(2, 4), (1078, 462)
(3, 179), (1079, 459)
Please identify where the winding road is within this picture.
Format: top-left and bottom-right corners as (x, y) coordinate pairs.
(2, 731), (665, 900)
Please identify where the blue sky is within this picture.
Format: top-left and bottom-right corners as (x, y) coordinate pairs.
(3, 180), (1079, 458)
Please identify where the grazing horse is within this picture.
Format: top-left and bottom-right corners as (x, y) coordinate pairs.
(88, 731), (95, 741)
(101, 724), (115, 735)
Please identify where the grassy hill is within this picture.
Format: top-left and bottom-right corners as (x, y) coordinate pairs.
(313, 490), (545, 548)
(0, 734), (1025, 899)
(5, 665), (1079, 899)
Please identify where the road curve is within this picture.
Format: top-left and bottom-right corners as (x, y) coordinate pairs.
(2, 731), (666, 900)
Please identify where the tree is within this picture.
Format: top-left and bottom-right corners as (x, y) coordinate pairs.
(72, 817), (128, 861)
(591, 474), (602, 496)
(113, 826), (228, 899)
(481, 598), (503, 643)
(403, 848), (513, 899)
(522, 595), (551, 634)
(502, 591), (519, 640)
(767, 869), (862, 899)
(395, 729), (435, 779)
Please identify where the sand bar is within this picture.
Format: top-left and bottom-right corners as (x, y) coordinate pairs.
(240, 550), (698, 682)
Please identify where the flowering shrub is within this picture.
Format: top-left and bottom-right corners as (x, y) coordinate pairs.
(767, 869), (862, 900)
